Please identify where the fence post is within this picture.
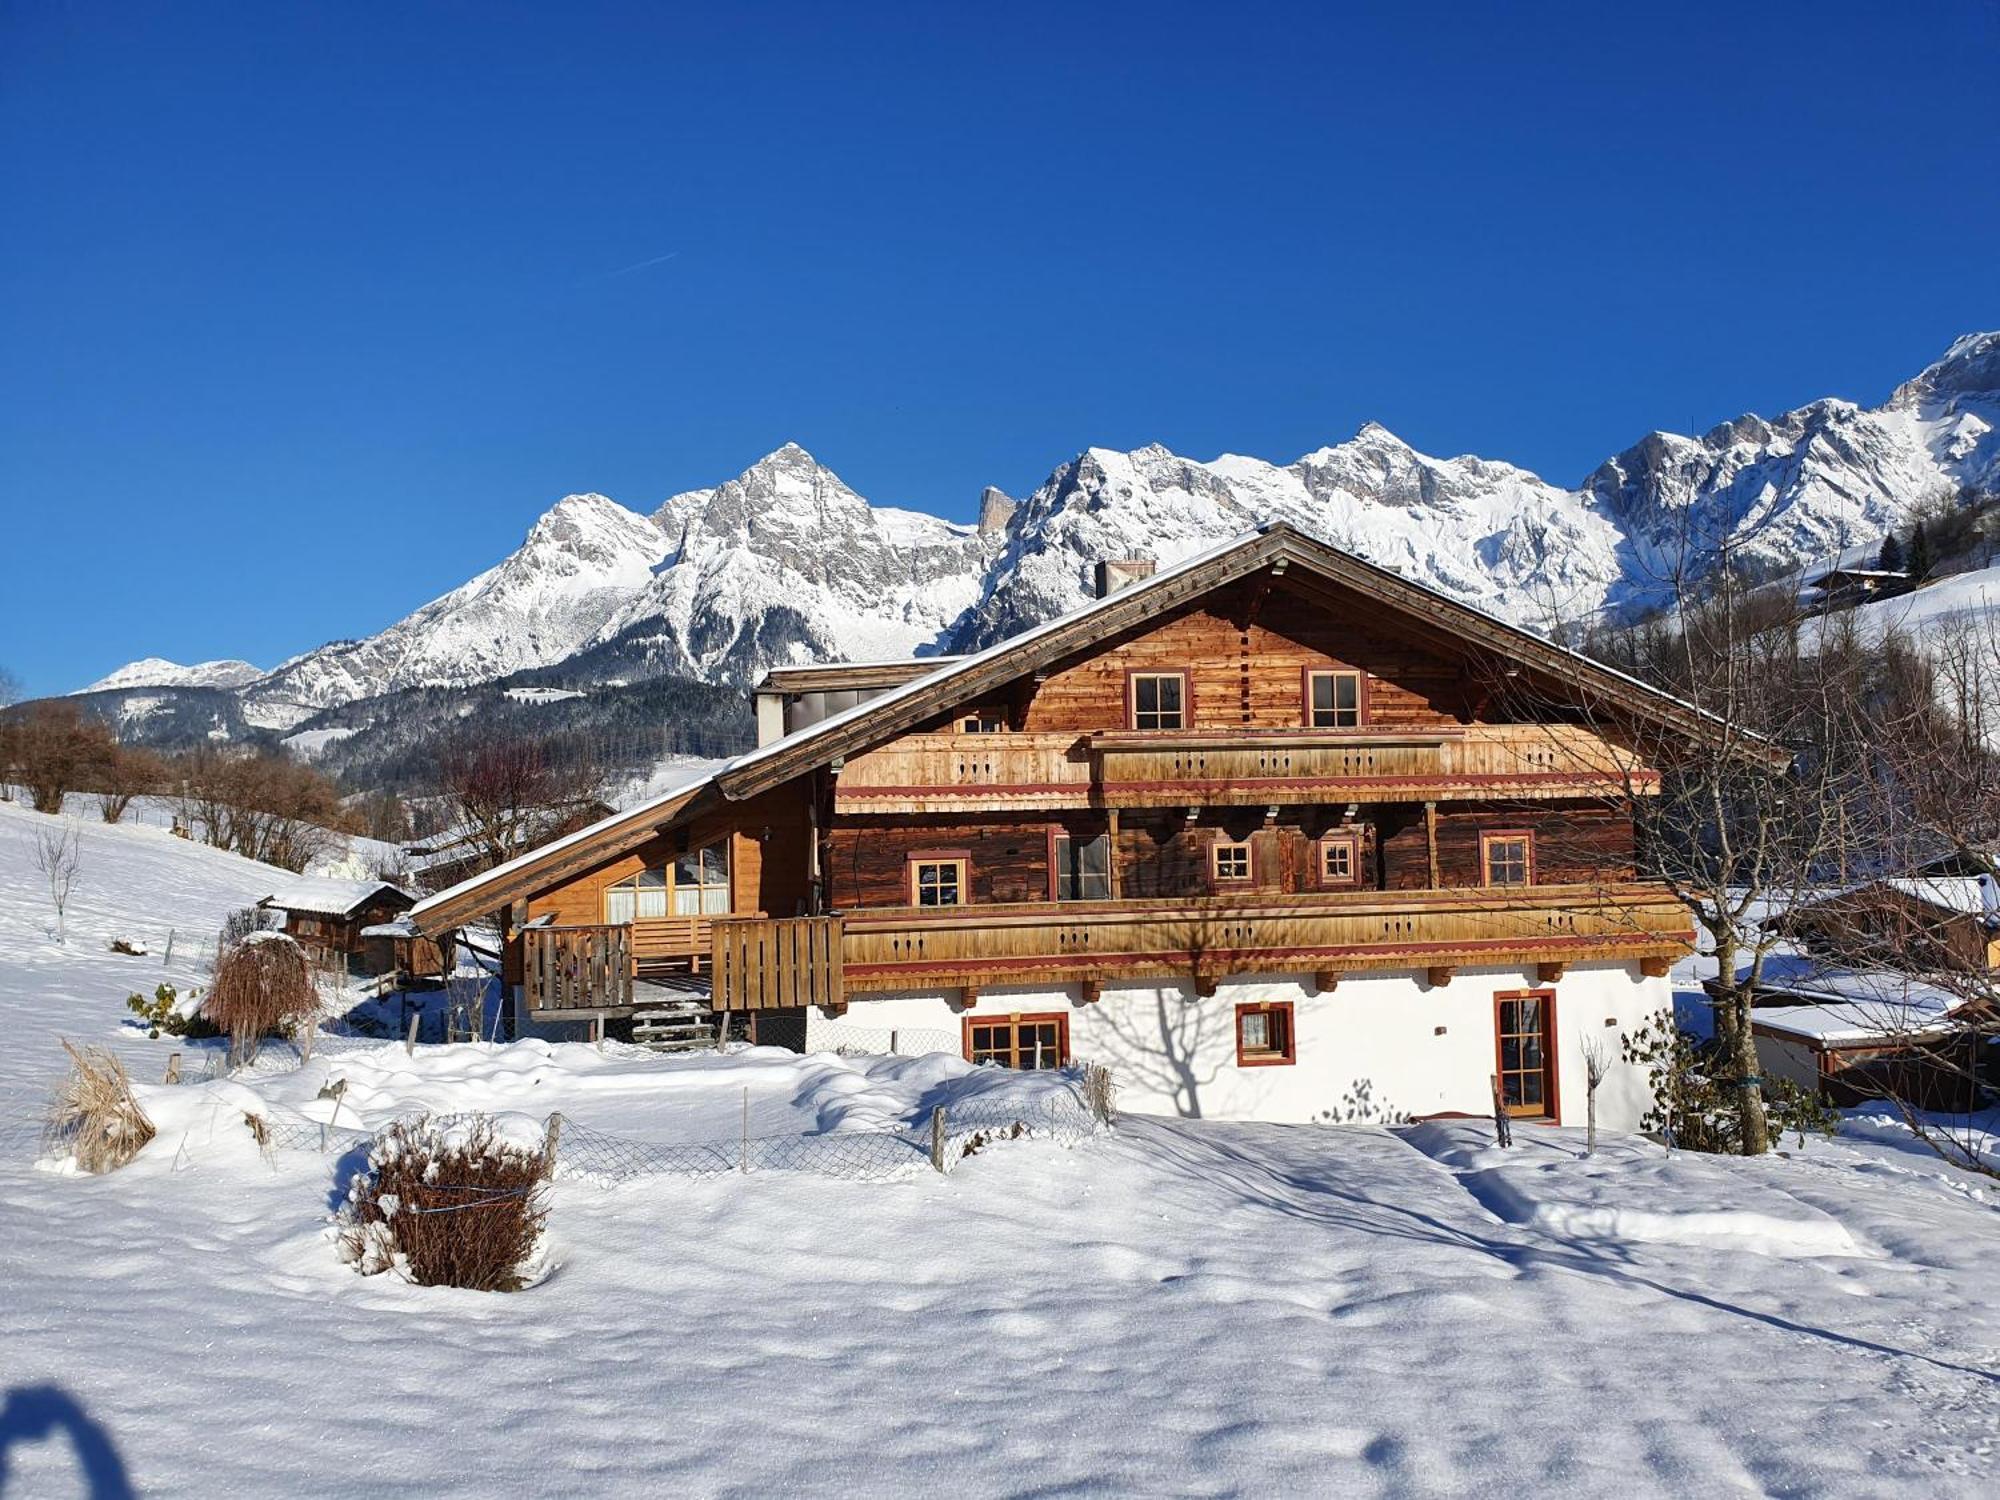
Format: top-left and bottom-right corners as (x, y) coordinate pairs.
(163, 1052), (181, 1085)
(889, 1029), (899, 1056)
(542, 1112), (564, 1180)
(930, 1105), (947, 1173)
(741, 1087), (750, 1174)
(163, 928), (175, 966)
(406, 1012), (420, 1057)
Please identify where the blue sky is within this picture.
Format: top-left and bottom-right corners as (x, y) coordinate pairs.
(3, 1), (1997, 696)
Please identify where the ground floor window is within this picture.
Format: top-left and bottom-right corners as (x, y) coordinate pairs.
(1235, 1001), (1296, 1066)
(1495, 990), (1557, 1118)
(964, 1012), (1070, 1070)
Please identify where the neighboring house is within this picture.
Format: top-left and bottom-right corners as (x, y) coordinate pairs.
(259, 878), (420, 974)
(1780, 877), (2000, 973)
(409, 523), (1777, 1128)
(1805, 567), (1911, 612)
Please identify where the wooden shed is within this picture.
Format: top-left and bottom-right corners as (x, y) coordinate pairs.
(258, 878), (420, 975)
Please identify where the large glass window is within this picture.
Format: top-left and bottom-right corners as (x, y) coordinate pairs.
(1052, 832), (1112, 901)
(604, 866), (668, 923)
(673, 842), (731, 914)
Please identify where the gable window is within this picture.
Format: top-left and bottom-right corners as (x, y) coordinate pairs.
(959, 710), (1007, 734)
(1305, 669), (1363, 728)
(673, 841), (732, 914)
(1320, 833), (1362, 887)
(1051, 832), (1112, 902)
(966, 1012), (1070, 1070)
(1481, 831), (1533, 888)
(605, 867), (669, 923)
(1211, 839), (1253, 884)
(1130, 671), (1188, 731)
(1235, 1001), (1296, 1066)
(910, 853), (969, 907)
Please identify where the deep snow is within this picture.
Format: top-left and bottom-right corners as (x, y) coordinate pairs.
(3, 801), (1998, 1496)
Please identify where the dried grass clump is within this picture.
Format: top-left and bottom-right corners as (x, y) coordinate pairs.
(339, 1115), (550, 1292)
(206, 932), (318, 1062)
(1079, 1060), (1118, 1125)
(47, 1041), (155, 1173)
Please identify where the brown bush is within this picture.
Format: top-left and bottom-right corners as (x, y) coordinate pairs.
(339, 1115), (550, 1291)
(206, 933), (319, 1062)
(47, 1041), (155, 1173)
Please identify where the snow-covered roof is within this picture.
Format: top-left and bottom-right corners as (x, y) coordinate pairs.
(1875, 876), (1995, 917)
(1746, 964), (1971, 1046)
(360, 915), (419, 938)
(1809, 568), (1908, 584)
(261, 877), (412, 918)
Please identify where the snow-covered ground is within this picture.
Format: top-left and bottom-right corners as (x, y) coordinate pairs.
(3, 801), (1999, 1495)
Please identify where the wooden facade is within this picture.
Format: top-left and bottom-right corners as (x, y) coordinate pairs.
(408, 525), (1743, 1025)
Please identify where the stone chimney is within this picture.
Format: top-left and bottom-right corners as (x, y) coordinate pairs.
(1094, 557), (1157, 598)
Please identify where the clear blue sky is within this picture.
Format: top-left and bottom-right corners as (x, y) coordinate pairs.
(4, 1), (1997, 696)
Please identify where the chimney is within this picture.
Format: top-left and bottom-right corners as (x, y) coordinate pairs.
(1094, 557), (1157, 598)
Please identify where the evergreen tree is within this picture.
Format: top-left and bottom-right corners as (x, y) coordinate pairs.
(1876, 531), (1906, 573)
(1908, 520), (1934, 581)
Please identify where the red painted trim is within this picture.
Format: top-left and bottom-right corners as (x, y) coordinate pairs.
(1124, 667), (1191, 731)
(961, 1010), (1071, 1069)
(844, 928), (1686, 980)
(834, 770), (1662, 799)
(1479, 828), (1536, 887)
(1234, 1000), (1297, 1067)
(1493, 987), (1560, 1122)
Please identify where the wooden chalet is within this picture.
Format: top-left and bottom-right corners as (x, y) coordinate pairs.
(410, 523), (1778, 1126)
(259, 878), (426, 976)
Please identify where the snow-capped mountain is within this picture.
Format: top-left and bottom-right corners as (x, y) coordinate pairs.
(77, 657), (265, 694)
(78, 333), (2000, 730)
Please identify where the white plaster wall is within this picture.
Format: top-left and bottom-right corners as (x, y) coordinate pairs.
(825, 962), (1671, 1131)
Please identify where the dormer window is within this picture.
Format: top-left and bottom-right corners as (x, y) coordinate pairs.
(1130, 671), (1188, 731)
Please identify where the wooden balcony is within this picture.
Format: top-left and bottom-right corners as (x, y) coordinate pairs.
(538, 884), (1691, 1017)
(833, 723), (1650, 813)
(835, 881), (1691, 994)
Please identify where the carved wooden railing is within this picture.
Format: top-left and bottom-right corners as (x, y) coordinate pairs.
(523, 924), (633, 1013)
(834, 724), (1650, 811)
(836, 882), (1690, 993)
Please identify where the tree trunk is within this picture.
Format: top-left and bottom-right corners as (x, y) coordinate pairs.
(1708, 933), (1771, 1155)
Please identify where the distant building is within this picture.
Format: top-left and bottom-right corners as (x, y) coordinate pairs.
(1805, 567), (1911, 612)
(259, 878), (423, 976)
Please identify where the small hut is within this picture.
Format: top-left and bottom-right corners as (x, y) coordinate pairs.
(258, 878), (420, 976)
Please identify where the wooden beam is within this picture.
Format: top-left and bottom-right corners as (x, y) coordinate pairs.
(1537, 961), (1567, 983)
(1424, 801), (1440, 889)
(1639, 956), (1671, 979)
(1426, 965), (1455, 988)
(1194, 974), (1217, 998)
(956, 985), (979, 1011)
(1312, 970), (1340, 995)
(1106, 809), (1121, 901)
(1077, 977), (1102, 1005)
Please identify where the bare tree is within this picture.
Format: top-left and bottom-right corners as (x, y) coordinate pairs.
(169, 747), (357, 872)
(33, 822), (84, 945)
(0, 701), (117, 813)
(96, 743), (165, 824)
(1579, 1034), (1611, 1156)
(0, 666), (20, 707)
(432, 734), (603, 879)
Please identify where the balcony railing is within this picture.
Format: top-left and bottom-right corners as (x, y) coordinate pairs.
(833, 723), (1649, 812)
(835, 881), (1690, 994)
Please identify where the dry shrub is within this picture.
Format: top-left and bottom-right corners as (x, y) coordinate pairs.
(1079, 1060), (1118, 1125)
(47, 1041), (155, 1173)
(206, 932), (317, 1062)
(339, 1115), (549, 1292)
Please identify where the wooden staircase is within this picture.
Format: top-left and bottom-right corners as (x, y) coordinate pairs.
(629, 996), (715, 1053)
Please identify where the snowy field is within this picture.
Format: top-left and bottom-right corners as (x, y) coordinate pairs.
(3, 801), (1999, 1495)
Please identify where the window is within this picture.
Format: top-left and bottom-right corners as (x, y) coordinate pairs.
(1129, 671), (1187, 731)
(673, 841), (732, 914)
(1235, 1001), (1296, 1066)
(1211, 839), (1253, 883)
(959, 710), (1007, 733)
(1495, 991), (1557, 1118)
(1306, 669), (1363, 728)
(910, 854), (968, 907)
(965, 1013), (1070, 1069)
(1320, 834), (1361, 887)
(605, 867), (669, 923)
(1481, 831), (1533, 888)
(1051, 832), (1112, 902)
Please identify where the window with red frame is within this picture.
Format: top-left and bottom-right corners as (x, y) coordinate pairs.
(1235, 1001), (1296, 1066)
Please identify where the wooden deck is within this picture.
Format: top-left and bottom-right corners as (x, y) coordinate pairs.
(833, 723), (1651, 813)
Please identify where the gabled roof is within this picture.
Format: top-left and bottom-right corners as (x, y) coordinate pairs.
(410, 521), (1784, 933)
(261, 877), (413, 918)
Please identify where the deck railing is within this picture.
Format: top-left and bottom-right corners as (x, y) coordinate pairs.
(711, 916), (845, 1012)
(833, 723), (1648, 811)
(524, 924), (633, 1014)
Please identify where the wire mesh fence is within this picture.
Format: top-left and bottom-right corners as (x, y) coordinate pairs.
(804, 1016), (961, 1058)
